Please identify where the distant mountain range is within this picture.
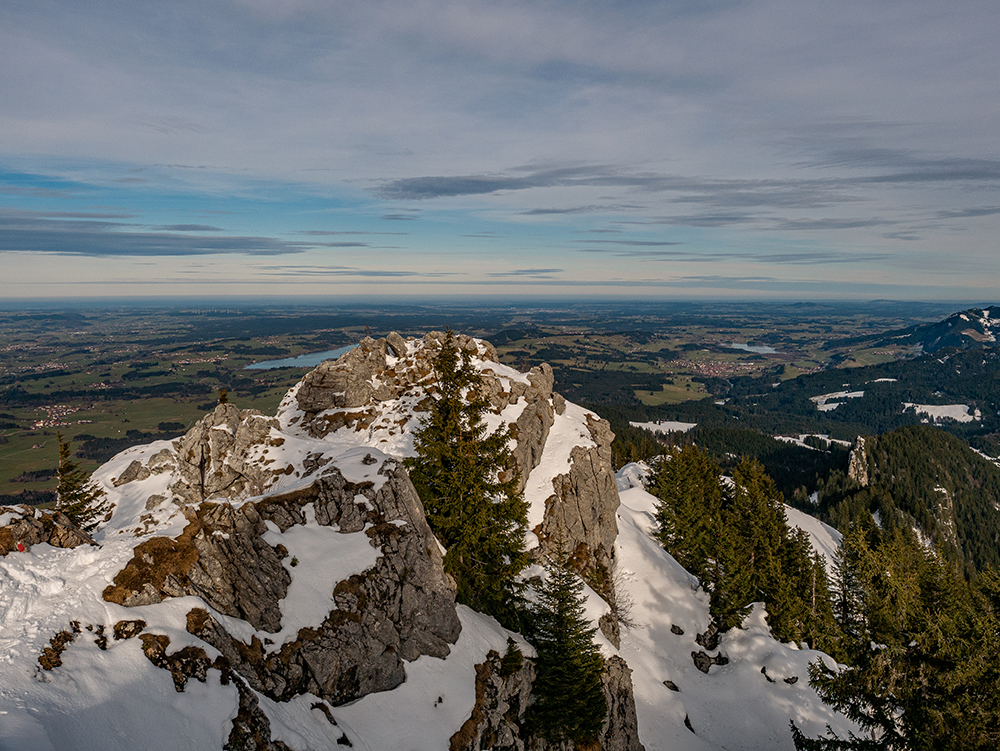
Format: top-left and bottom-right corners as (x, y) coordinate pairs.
(831, 305), (1000, 354)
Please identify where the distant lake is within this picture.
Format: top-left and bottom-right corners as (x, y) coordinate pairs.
(725, 342), (778, 354)
(245, 344), (356, 370)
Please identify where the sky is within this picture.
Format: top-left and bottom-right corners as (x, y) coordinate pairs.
(2, 0), (999, 301)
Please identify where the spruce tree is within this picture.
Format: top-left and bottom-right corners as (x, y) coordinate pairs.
(830, 528), (868, 650)
(528, 543), (608, 747)
(651, 445), (724, 582)
(56, 432), (111, 532)
(794, 526), (1000, 750)
(650, 448), (840, 646)
(406, 329), (529, 626)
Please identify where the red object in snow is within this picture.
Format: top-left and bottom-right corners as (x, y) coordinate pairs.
(16, 542), (27, 553)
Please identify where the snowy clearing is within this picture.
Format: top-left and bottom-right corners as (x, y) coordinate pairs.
(903, 402), (981, 423)
(630, 420), (697, 434)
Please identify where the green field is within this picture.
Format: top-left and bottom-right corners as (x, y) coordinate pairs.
(635, 377), (709, 405)
(1, 300), (938, 503)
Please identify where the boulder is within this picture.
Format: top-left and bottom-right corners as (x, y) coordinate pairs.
(691, 650), (729, 674)
(114, 459), (150, 486)
(386, 331), (407, 358)
(0, 508), (94, 556)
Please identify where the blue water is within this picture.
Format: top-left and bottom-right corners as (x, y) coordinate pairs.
(245, 344), (356, 370)
(725, 342), (778, 354)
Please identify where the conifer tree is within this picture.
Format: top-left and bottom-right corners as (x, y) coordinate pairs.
(650, 448), (840, 646)
(651, 445), (724, 582)
(406, 329), (529, 626)
(56, 432), (111, 532)
(830, 528), (868, 649)
(729, 458), (786, 598)
(528, 542), (608, 747)
(794, 526), (1000, 750)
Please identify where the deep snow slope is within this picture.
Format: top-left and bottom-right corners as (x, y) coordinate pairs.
(1, 333), (854, 750)
(612, 470), (855, 750)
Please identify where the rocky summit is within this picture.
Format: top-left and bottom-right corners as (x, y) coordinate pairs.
(1, 332), (855, 751)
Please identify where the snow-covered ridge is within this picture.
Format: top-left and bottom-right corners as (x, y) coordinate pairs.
(0, 332), (632, 750)
(0, 332), (856, 750)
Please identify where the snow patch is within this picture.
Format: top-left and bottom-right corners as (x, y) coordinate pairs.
(335, 606), (530, 751)
(784, 505), (843, 576)
(261, 504), (381, 651)
(630, 420), (697, 434)
(810, 391), (864, 411)
(903, 403), (980, 423)
(523, 402), (598, 536)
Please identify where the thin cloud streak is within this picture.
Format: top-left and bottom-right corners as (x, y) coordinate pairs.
(2, 0), (1000, 298)
(0, 214), (344, 257)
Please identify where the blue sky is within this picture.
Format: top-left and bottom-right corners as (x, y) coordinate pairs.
(2, 0), (999, 300)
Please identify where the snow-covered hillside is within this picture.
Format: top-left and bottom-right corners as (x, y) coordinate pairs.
(1, 332), (855, 750)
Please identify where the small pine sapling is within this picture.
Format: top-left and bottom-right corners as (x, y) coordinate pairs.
(56, 433), (111, 532)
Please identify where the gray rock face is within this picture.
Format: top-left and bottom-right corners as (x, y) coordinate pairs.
(107, 458), (461, 707)
(537, 414), (621, 588)
(0, 508), (94, 556)
(225, 674), (295, 751)
(526, 362), (554, 400)
(600, 656), (646, 751)
(848, 436), (869, 486)
(450, 648), (535, 751)
(506, 363), (554, 405)
(511, 398), (554, 494)
(291, 331), (511, 437)
(296, 337), (389, 415)
(599, 611), (622, 650)
(103, 499), (290, 631)
(552, 392), (567, 416)
(167, 403), (279, 505)
(451, 653), (645, 751)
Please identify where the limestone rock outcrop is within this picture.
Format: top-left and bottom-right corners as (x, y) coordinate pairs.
(510, 391), (555, 494)
(103, 499), (291, 630)
(282, 332), (622, 591)
(449, 652), (645, 751)
(295, 336), (393, 416)
(848, 436), (869, 487)
(450, 648), (535, 751)
(105, 457), (461, 706)
(600, 656), (646, 751)
(169, 403), (279, 505)
(0, 507), (94, 556)
(536, 414), (620, 586)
